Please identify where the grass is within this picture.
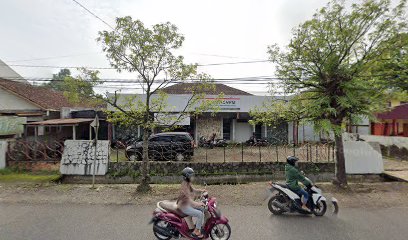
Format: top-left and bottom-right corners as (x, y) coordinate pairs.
(0, 168), (61, 183)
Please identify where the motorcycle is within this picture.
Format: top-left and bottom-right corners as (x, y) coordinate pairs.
(213, 139), (227, 147)
(245, 136), (268, 146)
(150, 192), (231, 240)
(267, 177), (339, 216)
(198, 136), (214, 149)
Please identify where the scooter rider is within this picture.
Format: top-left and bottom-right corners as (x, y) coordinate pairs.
(285, 156), (312, 211)
(177, 167), (206, 239)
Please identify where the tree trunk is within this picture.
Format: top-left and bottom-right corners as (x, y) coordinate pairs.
(334, 133), (348, 186)
(137, 127), (151, 192)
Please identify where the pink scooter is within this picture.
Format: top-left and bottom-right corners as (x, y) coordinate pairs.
(150, 192), (231, 240)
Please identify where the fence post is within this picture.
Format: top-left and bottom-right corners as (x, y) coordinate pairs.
(205, 148), (208, 163)
(223, 146), (226, 163)
(332, 143), (335, 162)
(275, 145), (279, 162)
(293, 143), (296, 156)
(315, 145), (318, 162)
(241, 143), (244, 162)
(259, 145), (261, 162)
(327, 144), (330, 162)
(306, 143), (309, 162)
(116, 147), (119, 162)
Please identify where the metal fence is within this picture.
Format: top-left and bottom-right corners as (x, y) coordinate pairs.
(6, 139), (64, 164)
(110, 142), (335, 163)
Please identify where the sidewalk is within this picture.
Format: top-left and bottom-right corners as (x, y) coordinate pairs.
(383, 158), (408, 182)
(1, 181), (408, 208)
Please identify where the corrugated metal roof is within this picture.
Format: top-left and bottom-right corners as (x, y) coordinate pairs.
(25, 118), (94, 126)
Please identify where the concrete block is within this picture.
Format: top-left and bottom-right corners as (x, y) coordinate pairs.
(60, 140), (110, 175)
(0, 140), (7, 169)
(344, 141), (384, 174)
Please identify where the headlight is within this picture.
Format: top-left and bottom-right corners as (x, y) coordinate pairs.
(213, 202), (217, 208)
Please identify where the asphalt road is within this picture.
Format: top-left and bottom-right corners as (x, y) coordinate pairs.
(1, 203), (407, 240)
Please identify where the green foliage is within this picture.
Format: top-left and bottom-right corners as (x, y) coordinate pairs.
(62, 68), (103, 106)
(266, 0), (407, 134)
(93, 17), (222, 190)
(43, 68), (71, 91)
(260, 0), (407, 185)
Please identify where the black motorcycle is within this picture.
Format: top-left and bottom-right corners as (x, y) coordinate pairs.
(245, 136), (268, 146)
(198, 136), (214, 148)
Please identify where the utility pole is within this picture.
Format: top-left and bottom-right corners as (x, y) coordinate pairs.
(90, 112), (99, 188)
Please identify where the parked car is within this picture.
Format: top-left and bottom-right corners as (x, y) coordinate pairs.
(125, 132), (194, 161)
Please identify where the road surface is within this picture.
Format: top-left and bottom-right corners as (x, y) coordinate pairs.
(0, 203), (407, 240)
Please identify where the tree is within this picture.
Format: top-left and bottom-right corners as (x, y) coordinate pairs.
(367, 32), (408, 92)
(44, 68), (71, 91)
(263, 0), (407, 186)
(95, 17), (220, 192)
(249, 89), (309, 145)
(63, 68), (102, 105)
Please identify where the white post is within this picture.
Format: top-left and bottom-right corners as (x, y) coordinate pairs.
(92, 127), (98, 188)
(194, 117), (199, 143)
(72, 126), (76, 140)
(90, 114), (100, 189)
(232, 119), (236, 141)
(34, 127), (38, 141)
(0, 141), (7, 169)
(89, 124), (92, 140)
(264, 124), (267, 138)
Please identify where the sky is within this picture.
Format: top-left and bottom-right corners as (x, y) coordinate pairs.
(0, 0), (398, 95)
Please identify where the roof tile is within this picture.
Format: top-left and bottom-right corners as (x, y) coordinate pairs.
(0, 78), (89, 110)
(162, 83), (253, 95)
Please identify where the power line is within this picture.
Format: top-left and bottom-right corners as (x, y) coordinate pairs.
(71, 0), (114, 30)
(2, 59), (271, 70)
(3, 76), (285, 83)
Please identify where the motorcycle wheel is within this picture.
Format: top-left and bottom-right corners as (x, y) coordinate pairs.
(126, 152), (141, 161)
(153, 220), (172, 240)
(210, 223), (231, 240)
(268, 195), (286, 215)
(313, 200), (327, 216)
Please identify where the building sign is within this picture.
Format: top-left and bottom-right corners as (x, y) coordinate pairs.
(205, 98), (240, 110)
(0, 116), (26, 136)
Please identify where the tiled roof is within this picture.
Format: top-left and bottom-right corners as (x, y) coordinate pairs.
(162, 83), (253, 95)
(0, 78), (87, 110)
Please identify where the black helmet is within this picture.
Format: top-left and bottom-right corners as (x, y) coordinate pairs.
(286, 156), (299, 166)
(182, 167), (195, 181)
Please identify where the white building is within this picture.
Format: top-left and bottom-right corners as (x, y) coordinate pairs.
(109, 83), (370, 144)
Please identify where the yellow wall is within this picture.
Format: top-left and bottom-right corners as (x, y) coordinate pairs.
(390, 99), (401, 107)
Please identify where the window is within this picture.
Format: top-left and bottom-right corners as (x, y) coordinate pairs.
(157, 136), (173, 142)
(223, 118), (231, 140)
(173, 135), (191, 142)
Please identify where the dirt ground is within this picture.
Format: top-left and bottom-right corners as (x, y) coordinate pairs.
(1, 181), (407, 208)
